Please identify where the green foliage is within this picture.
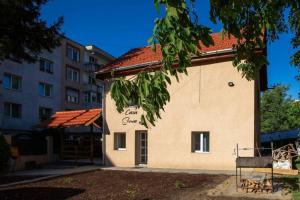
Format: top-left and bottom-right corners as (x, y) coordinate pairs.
(175, 180), (186, 189)
(111, 0), (213, 127)
(0, 0), (63, 62)
(261, 85), (300, 133)
(0, 133), (10, 173)
(111, 0), (300, 127)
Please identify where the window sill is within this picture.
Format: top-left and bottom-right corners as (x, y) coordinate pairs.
(4, 88), (22, 92)
(116, 148), (126, 151)
(193, 151), (210, 154)
(40, 95), (53, 99)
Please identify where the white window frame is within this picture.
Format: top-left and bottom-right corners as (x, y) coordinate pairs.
(3, 73), (22, 90)
(192, 132), (210, 153)
(4, 102), (22, 119)
(39, 82), (53, 97)
(39, 58), (53, 74)
(114, 132), (126, 151)
(66, 88), (79, 103)
(66, 66), (80, 82)
(66, 45), (80, 62)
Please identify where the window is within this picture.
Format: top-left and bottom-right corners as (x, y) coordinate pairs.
(39, 58), (53, 74)
(66, 66), (80, 82)
(192, 132), (209, 153)
(66, 88), (79, 103)
(39, 82), (53, 97)
(84, 91), (98, 103)
(89, 56), (97, 63)
(96, 92), (102, 104)
(3, 73), (22, 90)
(66, 45), (80, 62)
(88, 76), (96, 84)
(4, 102), (22, 119)
(114, 133), (126, 150)
(39, 107), (52, 121)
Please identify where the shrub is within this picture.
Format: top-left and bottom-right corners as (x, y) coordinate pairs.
(175, 180), (186, 189)
(0, 133), (10, 173)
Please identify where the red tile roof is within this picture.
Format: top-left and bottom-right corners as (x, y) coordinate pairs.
(98, 33), (238, 74)
(36, 109), (101, 128)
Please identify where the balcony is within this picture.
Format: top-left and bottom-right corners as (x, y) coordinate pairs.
(84, 62), (102, 73)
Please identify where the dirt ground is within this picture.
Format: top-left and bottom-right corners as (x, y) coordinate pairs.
(0, 170), (279, 200)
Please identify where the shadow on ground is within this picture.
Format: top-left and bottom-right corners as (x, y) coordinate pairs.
(0, 187), (85, 200)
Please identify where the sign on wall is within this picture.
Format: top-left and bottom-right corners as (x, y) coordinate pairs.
(122, 106), (140, 125)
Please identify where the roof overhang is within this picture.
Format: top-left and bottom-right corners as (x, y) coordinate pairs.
(96, 49), (266, 83)
(34, 109), (102, 129)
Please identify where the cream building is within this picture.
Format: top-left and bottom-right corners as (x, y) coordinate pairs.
(97, 33), (267, 170)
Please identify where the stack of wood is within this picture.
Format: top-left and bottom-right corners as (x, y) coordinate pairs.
(273, 144), (298, 162)
(239, 178), (272, 193)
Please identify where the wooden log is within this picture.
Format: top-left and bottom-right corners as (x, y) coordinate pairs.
(254, 168), (298, 175)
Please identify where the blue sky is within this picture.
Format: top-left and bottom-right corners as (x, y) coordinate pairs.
(41, 0), (299, 98)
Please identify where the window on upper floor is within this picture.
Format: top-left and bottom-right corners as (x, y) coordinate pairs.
(3, 73), (22, 90)
(4, 102), (22, 119)
(39, 107), (53, 121)
(66, 44), (80, 62)
(39, 58), (53, 74)
(192, 132), (210, 153)
(84, 91), (99, 103)
(66, 66), (80, 82)
(88, 76), (96, 85)
(114, 132), (126, 150)
(39, 82), (53, 97)
(66, 88), (79, 103)
(89, 56), (98, 63)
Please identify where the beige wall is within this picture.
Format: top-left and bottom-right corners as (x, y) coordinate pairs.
(103, 60), (259, 170)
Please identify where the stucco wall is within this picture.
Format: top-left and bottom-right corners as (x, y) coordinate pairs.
(103, 60), (257, 170)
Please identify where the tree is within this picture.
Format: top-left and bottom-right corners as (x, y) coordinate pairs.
(261, 85), (300, 133)
(111, 0), (300, 127)
(0, 0), (63, 62)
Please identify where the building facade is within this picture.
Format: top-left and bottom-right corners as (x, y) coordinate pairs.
(97, 33), (267, 170)
(0, 37), (114, 131)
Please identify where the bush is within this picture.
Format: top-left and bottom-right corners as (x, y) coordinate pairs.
(0, 133), (10, 173)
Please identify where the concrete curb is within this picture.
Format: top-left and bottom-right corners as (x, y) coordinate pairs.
(0, 168), (101, 189)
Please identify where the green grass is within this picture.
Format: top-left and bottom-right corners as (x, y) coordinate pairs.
(276, 174), (300, 200)
(293, 192), (300, 200)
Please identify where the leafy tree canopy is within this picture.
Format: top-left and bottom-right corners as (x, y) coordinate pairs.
(110, 0), (300, 127)
(261, 85), (300, 133)
(0, 0), (63, 62)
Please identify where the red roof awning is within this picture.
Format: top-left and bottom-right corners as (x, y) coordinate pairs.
(36, 109), (101, 129)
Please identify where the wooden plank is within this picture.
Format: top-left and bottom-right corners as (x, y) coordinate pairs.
(254, 168), (298, 176)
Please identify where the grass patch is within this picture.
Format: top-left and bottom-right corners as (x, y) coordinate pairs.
(275, 174), (300, 200)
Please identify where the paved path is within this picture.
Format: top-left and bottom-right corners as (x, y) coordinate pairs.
(101, 166), (238, 175)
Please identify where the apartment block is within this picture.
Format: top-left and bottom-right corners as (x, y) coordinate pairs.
(0, 37), (114, 131)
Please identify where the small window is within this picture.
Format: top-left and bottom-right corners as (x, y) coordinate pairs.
(4, 102), (22, 119)
(39, 82), (53, 97)
(66, 66), (80, 82)
(39, 58), (53, 74)
(114, 132), (126, 150)
(89, 56), (97, 63)
(66, 45), (80, 62)
(3, 73), (22, 90)
(88, 76), (96, 84)
(39, 107), (53, 121)
(66, 88), (79, 103)
(192, 132), (209, 153)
